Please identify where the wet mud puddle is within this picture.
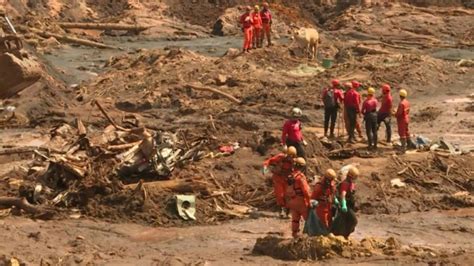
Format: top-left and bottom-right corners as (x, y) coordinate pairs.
(41, 36), (244, 85)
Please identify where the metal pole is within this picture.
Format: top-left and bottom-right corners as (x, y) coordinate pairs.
(4, 16), (17, 34)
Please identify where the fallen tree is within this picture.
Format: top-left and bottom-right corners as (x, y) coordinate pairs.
(57, 22), (151, 32)
(0, 197), (44, 214)
(22, 27), (118, 49)
(185, 83), (242, 104)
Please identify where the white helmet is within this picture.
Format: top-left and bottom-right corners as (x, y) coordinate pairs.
(291, 107), (303, 118)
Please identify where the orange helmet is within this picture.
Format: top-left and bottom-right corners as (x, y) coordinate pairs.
(331, 79), (340, 87)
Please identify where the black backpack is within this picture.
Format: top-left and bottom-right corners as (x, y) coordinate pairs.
(323, 89), (336, 108)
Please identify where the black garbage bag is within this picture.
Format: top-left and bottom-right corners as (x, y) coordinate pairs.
(330, 208), (358, 238)
(303, 209), (330, 236)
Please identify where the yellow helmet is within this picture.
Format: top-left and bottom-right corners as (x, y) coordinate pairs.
(325, 169), (337, 179)
(294, 157), (306, 166)
(348, 167), (360, 178)
(287, 146), (297, 157)
(367, 87), (375, 95)
(254, 5), (259, 11)
(399, 89), (408, 98)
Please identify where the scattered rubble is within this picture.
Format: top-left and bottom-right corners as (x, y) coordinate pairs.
(0, 1), (473, 264)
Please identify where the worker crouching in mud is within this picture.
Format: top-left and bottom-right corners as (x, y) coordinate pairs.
(281, 107), (307, 159)
(262, 146), (298, 218)
(286, 158), (311, 238)
(331, 167), (360, 239)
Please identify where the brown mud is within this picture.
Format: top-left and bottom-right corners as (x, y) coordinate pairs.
(0, 0), (474, 264)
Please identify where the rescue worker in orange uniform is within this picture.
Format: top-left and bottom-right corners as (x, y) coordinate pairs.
(377, 84), (393, 144)
(395, 89), (411, 153)
(286, 157), (311, 238)
(240, 6), (253, 53)
(251, 5), (263, 49)
(310, 169), (338, 229)
(362, 87), (379, 150)
(260, 2), (272, 47)
(352, 80), (364, 139)
(262, 146), (298, 217)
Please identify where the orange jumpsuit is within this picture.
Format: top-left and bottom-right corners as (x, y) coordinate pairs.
(251, 12), (262, 48)
(260, 8), (272, 46)
(396, 98), (410, 139)
(263, 153), (293, 207)
(240, 12), (253, 51)
(286, 170), (311, 237)
(311, 179), (336, 229)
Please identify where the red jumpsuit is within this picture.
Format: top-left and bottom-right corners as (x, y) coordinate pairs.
(286, 170), (311, 237)
(396, 99), (410, 139)
(344, 89), (361, 140)
(251, 12), (262, 48)
(263, 153), (293, 207)
(311, 179), (336, 229)
(260, 8), (272, 46)
(281, 119), (305, 158)
(240, 12), (253, 51)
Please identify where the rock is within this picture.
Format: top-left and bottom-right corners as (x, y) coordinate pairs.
(226, 77), (239, 87)
(456, 59), (474, 68)
(215, 74), (228, 86)
(385, 237), (401, 249)
(391, 178), (406, 188)
(40, 37), (61, 49)
(211, 8), (241, 36)
(224, 48), (240, 57)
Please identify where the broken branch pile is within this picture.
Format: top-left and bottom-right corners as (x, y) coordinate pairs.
(368, 153), (474, 213)
(0, 104), (261, 225)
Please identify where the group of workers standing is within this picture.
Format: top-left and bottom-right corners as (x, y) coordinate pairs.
(322, 79), (412, 153)
(240, 2), (273, 53)
(262, 79), (414, 238)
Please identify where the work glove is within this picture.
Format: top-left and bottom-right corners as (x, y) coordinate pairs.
(282, 144), (288, 151)
(302, 140), (308, 146)
(341, 198), (348, 213)
(310, 200), (319, 208)
(261, 166), (269, 175)
(333, 197), (340, 206)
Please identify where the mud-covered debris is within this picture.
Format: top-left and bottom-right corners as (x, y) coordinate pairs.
(253, 234), (447, 261)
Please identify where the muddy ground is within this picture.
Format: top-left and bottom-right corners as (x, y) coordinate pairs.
(1, 208), (473, 265)
(1, 0), (474, 265)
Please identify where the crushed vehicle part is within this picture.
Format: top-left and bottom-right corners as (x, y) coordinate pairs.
(176, 195), (196, 221)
